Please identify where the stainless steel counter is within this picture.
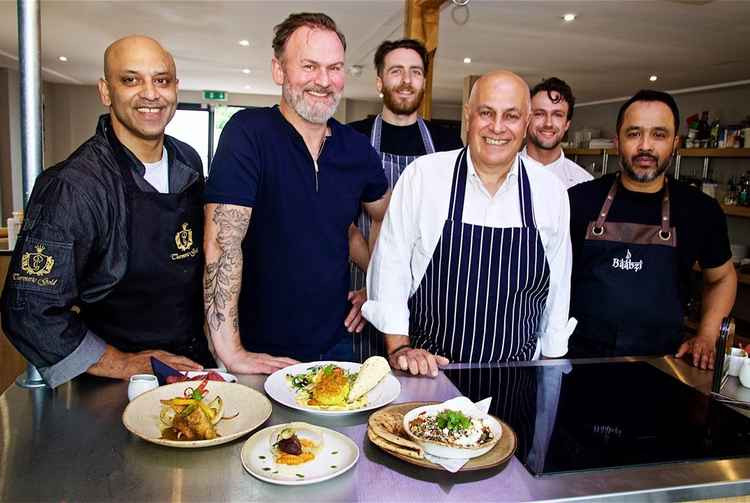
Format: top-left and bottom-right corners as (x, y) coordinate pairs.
(2, 357), (750, 502)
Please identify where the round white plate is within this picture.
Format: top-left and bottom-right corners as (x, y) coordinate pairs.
(241, 424), (359, 485)
(184, 370), (237, 383)
(122, 381), (271, 448)
(264, 361), (401, 416)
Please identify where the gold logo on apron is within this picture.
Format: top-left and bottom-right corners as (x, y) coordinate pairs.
(175, 223), (193, 252)
(21, 245), (55, 276)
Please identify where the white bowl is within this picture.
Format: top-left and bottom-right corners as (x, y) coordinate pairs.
(727, 348), (748, 377)
(739, 360), (750, 388)
(402, 402), (501, 459)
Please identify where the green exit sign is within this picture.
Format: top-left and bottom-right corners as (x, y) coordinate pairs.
(203, 90), (228, 101)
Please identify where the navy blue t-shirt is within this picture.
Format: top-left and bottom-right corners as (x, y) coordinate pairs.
(205, 106), (388, 360)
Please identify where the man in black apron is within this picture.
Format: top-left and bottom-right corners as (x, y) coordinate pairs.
(568, 90), (736, 369)
(348, 38), (463, 361)
(362, 71), (573, 376)
(1, 36), (212, 388)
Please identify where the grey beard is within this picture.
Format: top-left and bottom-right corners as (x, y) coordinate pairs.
(283, 81), (341, 124)
(620, 155), (672, 183)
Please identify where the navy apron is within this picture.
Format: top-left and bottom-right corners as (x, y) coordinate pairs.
(408, 148), (550, 363)
(569, 174), (683, 357)
(79, 155), (214, 367)
(352, 115), (435, 362)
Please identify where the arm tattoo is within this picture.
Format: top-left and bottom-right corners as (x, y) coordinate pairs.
(204, 205), (251, 332)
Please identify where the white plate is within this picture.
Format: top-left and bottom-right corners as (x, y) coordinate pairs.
(183, 370), (237, 383)
(241, 423), (359, 485)
(122, 381), (271, 448)
(264, 361), (401, 416)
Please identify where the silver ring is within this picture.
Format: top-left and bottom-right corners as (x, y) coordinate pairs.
(592, 226), (604, 236)
(658, 230), (671, 241)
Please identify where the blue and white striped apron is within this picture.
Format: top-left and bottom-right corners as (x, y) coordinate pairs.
(352, 114), (435, 362)
(408, 148), (550, 363)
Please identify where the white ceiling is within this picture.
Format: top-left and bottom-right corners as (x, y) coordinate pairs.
(0, 0), (749, 105)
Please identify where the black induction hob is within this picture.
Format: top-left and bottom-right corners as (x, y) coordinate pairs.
(444, 362), (750, 476)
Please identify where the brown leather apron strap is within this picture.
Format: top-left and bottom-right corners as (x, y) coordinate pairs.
(592, 173), (672, 240)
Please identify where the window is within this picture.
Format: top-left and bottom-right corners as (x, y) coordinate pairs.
(213, 106), (245, 154)
(165, 104), (211, 177)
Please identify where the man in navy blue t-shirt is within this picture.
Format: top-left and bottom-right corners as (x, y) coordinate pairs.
(203, 13), (389, 372)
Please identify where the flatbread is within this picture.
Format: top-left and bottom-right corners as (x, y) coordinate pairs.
(368, 410), (424, 459)
(368, 427), (424, 460)
(348, 356), (391, 402)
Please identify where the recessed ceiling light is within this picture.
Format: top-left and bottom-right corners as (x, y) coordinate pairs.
(242, 68), (251, 74)
(562, 13), (576, 22)
(238, 39), (250, 47)
(463, 57), (472, 64)
(58, 56), (68, 62)
(649, 75), (658, 82)
(243, 85), (251, 90)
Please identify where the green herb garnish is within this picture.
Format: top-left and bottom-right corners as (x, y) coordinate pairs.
(436, 410), (472, 432)
(296, 473), (305, 478)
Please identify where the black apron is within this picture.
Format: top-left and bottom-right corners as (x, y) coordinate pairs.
(569, 174), (683, 357)
(80, 155), (213, 366)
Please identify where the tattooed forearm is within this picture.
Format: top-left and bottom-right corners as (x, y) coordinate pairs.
(203, 204), (251, 333)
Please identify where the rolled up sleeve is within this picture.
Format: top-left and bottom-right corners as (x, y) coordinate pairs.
(362, 161), (421, 336)
(537, 187), (573, 358)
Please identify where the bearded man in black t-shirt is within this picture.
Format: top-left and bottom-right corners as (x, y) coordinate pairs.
(347, 38), (462, 361)
(568, 90), (736, 369)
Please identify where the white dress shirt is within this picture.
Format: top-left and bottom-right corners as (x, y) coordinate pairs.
(363, 149), (573, 358)
(521, 146), (593, 189)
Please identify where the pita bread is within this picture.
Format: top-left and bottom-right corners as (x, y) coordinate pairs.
(368, 426), (424, 460)
(368, 410), (424, 459)
(348, 356), (391, 403)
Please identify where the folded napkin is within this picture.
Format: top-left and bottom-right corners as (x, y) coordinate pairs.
(150, 357), (182, 386)
(423, 396), (493, 472)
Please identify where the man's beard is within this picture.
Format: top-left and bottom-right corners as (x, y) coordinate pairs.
(283, 81), (341, 124)
(620, 152), (673, 183)
(527, 127), (563, 150)
(382, 83), (424, 116)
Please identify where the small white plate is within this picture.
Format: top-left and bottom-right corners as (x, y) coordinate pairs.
(241, 424), (359, 485)
(122, 381), (271, 448)
(264, 361), (401, 416)
(183, 370), (237, 383)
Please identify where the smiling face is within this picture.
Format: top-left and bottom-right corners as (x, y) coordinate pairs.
(464, 72), (530, 173)
(617, 100), (679, 184)
(377, 47), (425, 116)
(272, 26), (345, 124)
(98, 36), (178, 147)
(527, 90), (570, 150)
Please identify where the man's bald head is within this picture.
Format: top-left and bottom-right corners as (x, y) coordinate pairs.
(103, 35), (175, 81)
(464, 70), (531, 174)
(467, 70), (530, 113)
(97, 35), (179, 159)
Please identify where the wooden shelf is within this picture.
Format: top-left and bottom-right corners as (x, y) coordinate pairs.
(721, 205), (750, 218)
(677, 148), (750, 158)
(563, 147), (618, 156)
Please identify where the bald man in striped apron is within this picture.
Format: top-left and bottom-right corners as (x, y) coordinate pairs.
(363, 70), (573, 376)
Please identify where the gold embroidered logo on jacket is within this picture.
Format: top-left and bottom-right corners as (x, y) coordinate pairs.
(21, 245), (55, 276)
(175, 223), (193, 252)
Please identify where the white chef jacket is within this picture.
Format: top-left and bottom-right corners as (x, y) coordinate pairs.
(521, 147), (593, 189)
(362, 149), (572, 358)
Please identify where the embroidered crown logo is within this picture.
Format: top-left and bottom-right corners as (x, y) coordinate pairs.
(175, 223), (193, 252)
(21, 244), (55, 276)
(612, 248), (642, 272)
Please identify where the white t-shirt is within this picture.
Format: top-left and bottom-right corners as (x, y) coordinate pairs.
(362, 150), (572, 358)
(143, 146), (169, 193)
(521, 147), (593, 189)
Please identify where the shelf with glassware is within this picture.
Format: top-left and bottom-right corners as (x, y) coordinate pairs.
(563, 147), (750, 180)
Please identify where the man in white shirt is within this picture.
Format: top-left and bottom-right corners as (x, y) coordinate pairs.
(363, 70), (572, 377)
(521, 77), (593, 188)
